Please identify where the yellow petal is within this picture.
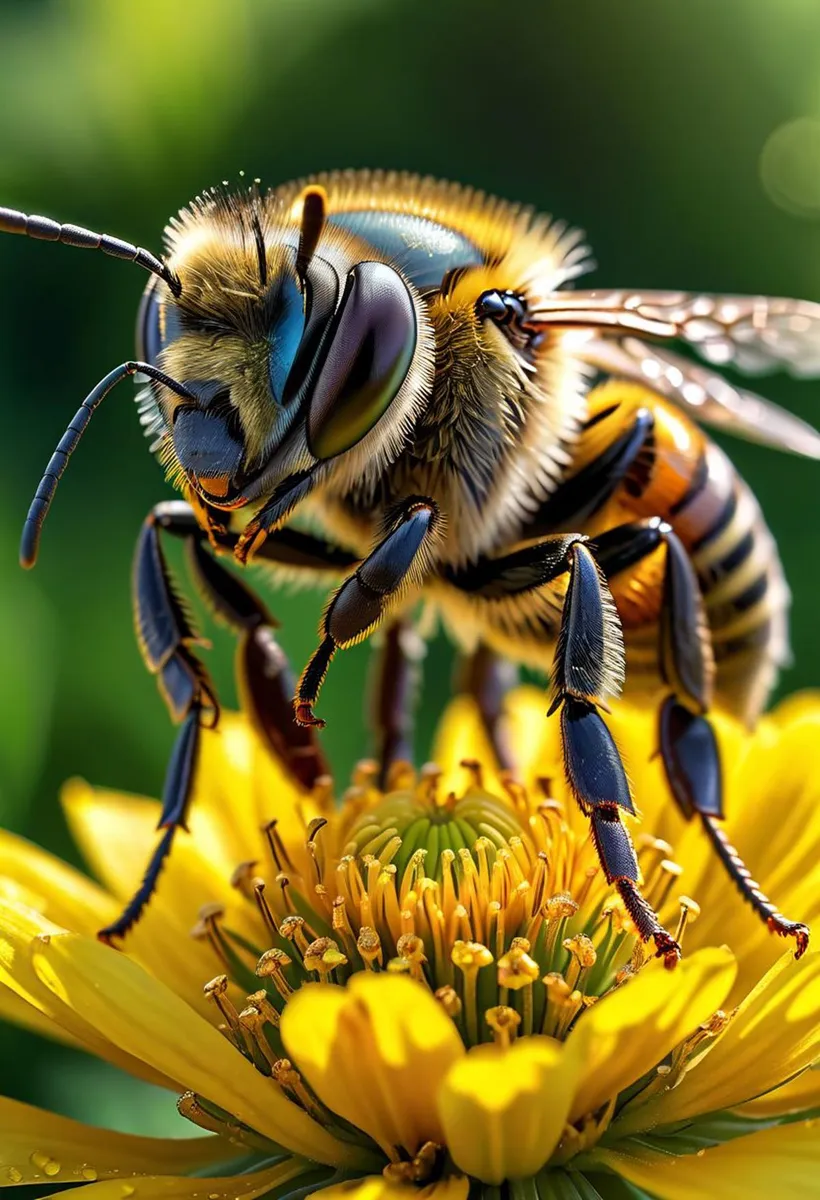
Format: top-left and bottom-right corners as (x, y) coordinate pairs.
(597, 1120), (820, 1200)
(437, 1036), (578, 1184)
(61, 780), (258, 1018)
(738, 1062), (820, 1117)
(0, 899), (177, 1091)
(40, 1159), (313, 1200)
(569, 947), (736, 1123)
(432, 696), (505, 800)
(282, 974), (464, 1158)
(0, 1095), (230, 1185)
(28, 926), (366, 1169)
(314, 1176), (469, 1200)
(0, 829), (118, 935)
(617, 949), (820, 1133)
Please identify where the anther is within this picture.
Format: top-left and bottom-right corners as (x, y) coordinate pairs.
(272, 1059), (327, 1123)
(486, 1005), (522, 1047)
(263, 820), (295, 873)
(418, 762), (442, 804)
(203, 975), (245, 1047)
(279, 914), (312, 955)
(230, 860), (261, 899)
(311, 774), (335, 813)
(357, 925), (383, 969)
(253, 880), (279, 938)
(396, 933), (427, 980)
(497, 939), (540, 991)
(256, 948), (294, 999)
(303, 937), (348, 976)
(460, 758), (485, 789)
(238, 1004), (278, 1071)
(435, 985), (462, 1019)
(674, 895), (701, 946)
(245, 989), (282, 1027)
(353, 759), (380, 788)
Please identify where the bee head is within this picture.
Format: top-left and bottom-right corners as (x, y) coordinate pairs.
(138, 185), (431, 509)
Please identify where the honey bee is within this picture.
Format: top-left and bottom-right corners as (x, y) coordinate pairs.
(4, 170), (820, 962)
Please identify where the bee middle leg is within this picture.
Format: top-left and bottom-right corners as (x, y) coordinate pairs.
(295, 498), (440, 728)
(595, 517), (809, 958)
(447, 535), (681, 967)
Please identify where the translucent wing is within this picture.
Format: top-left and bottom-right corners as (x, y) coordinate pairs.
(530, 290), (820, 458)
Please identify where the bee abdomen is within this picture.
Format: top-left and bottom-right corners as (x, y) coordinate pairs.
(668, 440), (790, 724)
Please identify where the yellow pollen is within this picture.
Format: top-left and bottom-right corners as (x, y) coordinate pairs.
(303, 937), (348, 975)
(245, 989), (281, 1027)
(256, 948), (294, 1000)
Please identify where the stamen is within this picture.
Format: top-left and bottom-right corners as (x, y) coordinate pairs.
(452, 940), (493, 1045)
(303, 937), (348, 977)
(191, 903), (230, 968)
(396, 933), (427, 980)
(253, 881), (279, 939)
(435, 985), (462, 1018)
(541, 971), (573, 1037)
(383, 1141), (444, 1186)
(203, 974), (246, 1051)
(497, 938), (540, 991)
(563, 934), (597, 992)
(256, 948), (294, 1000)
(485, 1005), (521, 1047)
(460, 758), (485, 789)
(673, 895), (701, 946)
(246, 989), (282, 1028)
(357, 925), (383, 969)
(230, 861), (261, 900)
(238, 1004), (278, 1072)
(263, 820), (295, 873)
(271, 1059), (328, 1125)
(279, 914), (313, 957)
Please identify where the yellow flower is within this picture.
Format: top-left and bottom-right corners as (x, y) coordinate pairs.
(2, 687), (820, 1199)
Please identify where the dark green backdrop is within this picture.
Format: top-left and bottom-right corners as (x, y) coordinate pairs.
(0, 0), (818, 1133)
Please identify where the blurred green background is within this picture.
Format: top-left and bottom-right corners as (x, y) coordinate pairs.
(1, 0), (820, 1138)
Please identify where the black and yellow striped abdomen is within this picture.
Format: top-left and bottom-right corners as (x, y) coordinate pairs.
(580, 382), (789, 725)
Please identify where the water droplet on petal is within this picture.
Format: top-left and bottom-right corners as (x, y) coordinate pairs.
(83, 1167), (98, 1181)
(6, 1168), (22, 1184)
(121, 1186), (136, 1197)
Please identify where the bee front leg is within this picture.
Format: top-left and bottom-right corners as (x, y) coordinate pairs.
(448, 536), (680, 967)
(98, 503), (220, 945)
(595, 517), (810, 959)
(295, 499), (440, 728)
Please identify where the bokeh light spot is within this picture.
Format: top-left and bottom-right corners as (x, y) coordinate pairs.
(760, 117), (820, 219)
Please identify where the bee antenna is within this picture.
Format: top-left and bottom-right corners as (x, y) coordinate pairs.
(0, 206), (182, 297)
(295, 185), (327, 281)
(20, 361), (196, 569)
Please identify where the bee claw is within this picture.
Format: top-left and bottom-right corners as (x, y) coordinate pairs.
(653, 931), (682, 969)
(294, 702), (326, 729)
(768, 917), (810, 959)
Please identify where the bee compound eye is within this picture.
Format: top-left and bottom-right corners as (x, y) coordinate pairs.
(306, 261), (417, 461)
(136, 279), (162, 364)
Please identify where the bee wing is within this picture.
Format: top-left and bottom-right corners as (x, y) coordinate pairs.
(530, 290), (820, 459)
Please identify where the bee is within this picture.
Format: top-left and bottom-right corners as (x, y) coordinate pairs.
(4, 171), (820, 963)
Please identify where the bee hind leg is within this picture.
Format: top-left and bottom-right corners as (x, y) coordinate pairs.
(595, 517), (810, 959)
(369, 620), (426, 789)
(447, 534), (680, 966)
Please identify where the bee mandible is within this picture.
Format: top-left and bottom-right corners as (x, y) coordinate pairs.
(4, 170), (819, 963)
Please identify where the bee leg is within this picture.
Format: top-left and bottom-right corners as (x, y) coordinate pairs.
(295, 499), (439, 728)
(448, 535), (680, 966)
(154, 501), (344, 789)
(369, 620), (426, 788)
(454, 645), (518, 772)
(596, 517), (810, 959)
(98, 504), (219, 945)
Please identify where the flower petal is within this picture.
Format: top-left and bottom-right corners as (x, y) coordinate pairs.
(40, 1159), (317, 1200)
(568, 947), (736, 1123)
(314, 1176), (469, 1200)
(437, 1036), (579, 1184)
(0, 900), (177, 1091)
(0, 1095), (230, 1186)
(61, 780), (260, 1018)
(738, 1062), (820, 1117)
(282, 974), (464, 1158)
(597, 1120), (820, 1200)
(0, 830), (118, 935)
(28, 926), (367, 1169)
(616, 949), (820, 1133)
